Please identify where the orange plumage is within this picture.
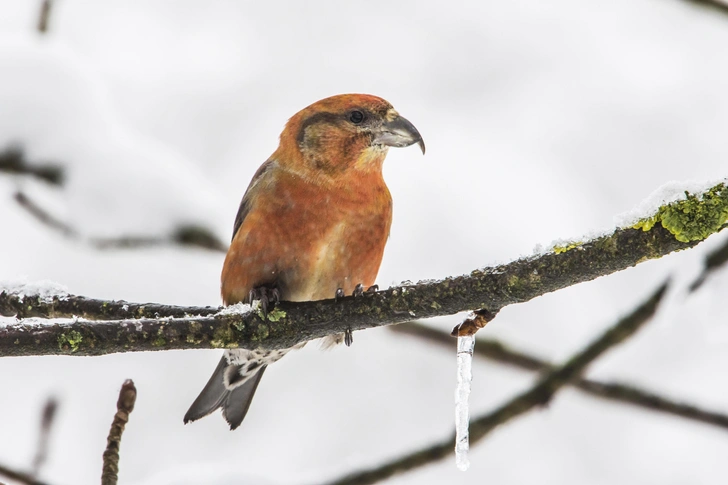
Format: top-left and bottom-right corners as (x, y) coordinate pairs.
(185, 94), (424, 430)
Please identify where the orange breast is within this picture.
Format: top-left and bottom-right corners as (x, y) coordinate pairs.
(221, 168), (392, 305)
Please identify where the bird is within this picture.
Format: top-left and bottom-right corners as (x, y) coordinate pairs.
(183, 93), (425, 430)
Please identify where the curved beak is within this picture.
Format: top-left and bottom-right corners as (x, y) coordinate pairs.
(373, 115), (426, 155)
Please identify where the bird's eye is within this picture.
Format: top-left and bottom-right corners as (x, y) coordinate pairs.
(349, 110), (365, 124)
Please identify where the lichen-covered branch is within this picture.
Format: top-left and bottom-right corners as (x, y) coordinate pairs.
(0, 290), (219, 321)
(391, 323), (728, 431)
(101, 379), (136, 485)
(323, 282), (667, 485)
(1, 182), (726, 357)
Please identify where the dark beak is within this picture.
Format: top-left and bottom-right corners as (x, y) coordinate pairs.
(373, 115), (425, 155)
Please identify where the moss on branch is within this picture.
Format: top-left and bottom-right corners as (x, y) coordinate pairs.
(0, 181), (726, 357)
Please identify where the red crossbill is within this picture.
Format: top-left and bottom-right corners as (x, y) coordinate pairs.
(184, 94), (424, 430)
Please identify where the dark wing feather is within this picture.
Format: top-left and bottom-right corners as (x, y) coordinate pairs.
(231, 159), (277, 241)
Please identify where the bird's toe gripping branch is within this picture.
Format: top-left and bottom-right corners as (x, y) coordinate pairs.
(248, 286), (280, 317)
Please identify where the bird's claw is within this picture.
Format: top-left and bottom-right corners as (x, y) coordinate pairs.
(249, 285), (280, 318)
(335, 288), (345, 301)
(353, 283), (378, 297)
(344, 328), (354, 347)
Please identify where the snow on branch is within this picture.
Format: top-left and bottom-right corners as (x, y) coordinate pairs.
(0, 181), (727, 358)
(324, 282), (668, 485)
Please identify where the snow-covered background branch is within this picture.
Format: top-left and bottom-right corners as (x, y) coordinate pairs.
(2, 1), (728, 484)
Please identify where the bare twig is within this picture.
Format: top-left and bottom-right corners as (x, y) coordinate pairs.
(324, 282), (668, 485)
(0, 463), (49, 485)
(14, 192), (76, 237)
(37, 0), (53, 34)
(680, 0), (728, 16)
(101, 380), (136, 485)
(689, 234), (728, 292)
(392, 323), (728, 431)
(13, 190), (226, 253)
(0, 146), (63, 186)
(31, 398), (58, 478)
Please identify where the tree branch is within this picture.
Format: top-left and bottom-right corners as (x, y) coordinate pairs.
(1, 182), (726, 357)
(0, 145), (63, 186)
(31, 397), (58, 478)
(13, 190), (227, 253)
(391, 323), (728, 431)
(689, 233), (728, 291)
(323, 282), (667, 485)
(0, 463), (49, 485)
(680, 0), (728, 16)
(101, 380), (136, 485)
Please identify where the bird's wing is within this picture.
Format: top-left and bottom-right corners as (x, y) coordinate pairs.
(231, 159), (278, 242)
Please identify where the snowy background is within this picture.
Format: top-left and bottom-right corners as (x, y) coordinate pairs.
(1, 0), (728, 484)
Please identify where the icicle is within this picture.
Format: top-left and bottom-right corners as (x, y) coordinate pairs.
(455, 334), (475, 471)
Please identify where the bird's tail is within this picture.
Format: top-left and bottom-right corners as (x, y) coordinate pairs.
(184, 355), (267, 430)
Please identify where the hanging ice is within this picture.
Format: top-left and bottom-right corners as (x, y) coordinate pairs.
(455, 334), (475, 471)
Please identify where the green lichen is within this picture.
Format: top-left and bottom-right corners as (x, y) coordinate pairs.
(266, 308), (286, 322)
(211, 325), (239, 348)
(58, 330), (83, 353)
(256, 325), (270, 341)
(152, 327), (167, 347)
(553, 241), (584, 254)
(633, 184), (728, 242)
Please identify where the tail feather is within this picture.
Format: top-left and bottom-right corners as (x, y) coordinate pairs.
(184, 355), (267, 429)
(222, 366), (266, 430)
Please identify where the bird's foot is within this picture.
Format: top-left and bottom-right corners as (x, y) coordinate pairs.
(344, 328), (354, 347)
(335, 287), (345, 301)
(249, 285), (280, 317)
(353, 283), (378, 297)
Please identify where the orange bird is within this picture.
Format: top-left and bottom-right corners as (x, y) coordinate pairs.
(184, 94), (424, 430)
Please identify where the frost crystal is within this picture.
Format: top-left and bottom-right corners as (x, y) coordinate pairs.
(455, 334), (475, 471)
(0, 279), (69, 302)
(217, 301), (255, 316)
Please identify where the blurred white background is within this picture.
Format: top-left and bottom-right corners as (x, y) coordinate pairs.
(1, 0), (728, 484)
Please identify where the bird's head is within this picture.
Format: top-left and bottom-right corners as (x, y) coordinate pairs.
(275, 94), (424, 176)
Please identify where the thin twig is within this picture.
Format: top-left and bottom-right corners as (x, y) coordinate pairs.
(101, 380), (136, 485)
(0, 463), (49, 485)
(689, 234), (728, 292)
(14, 192), (77, 237)
(680, 0), (728, 16)
(13, 190), (226, 253)
(0, 146), (63, 186)
(31, 397), (58, 478)
(392, 323), (728, 431)
(324, 282), (668, 485)
(37, 0), (53, 34)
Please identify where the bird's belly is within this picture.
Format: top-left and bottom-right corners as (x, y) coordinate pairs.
(281, 214), (388, 302)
